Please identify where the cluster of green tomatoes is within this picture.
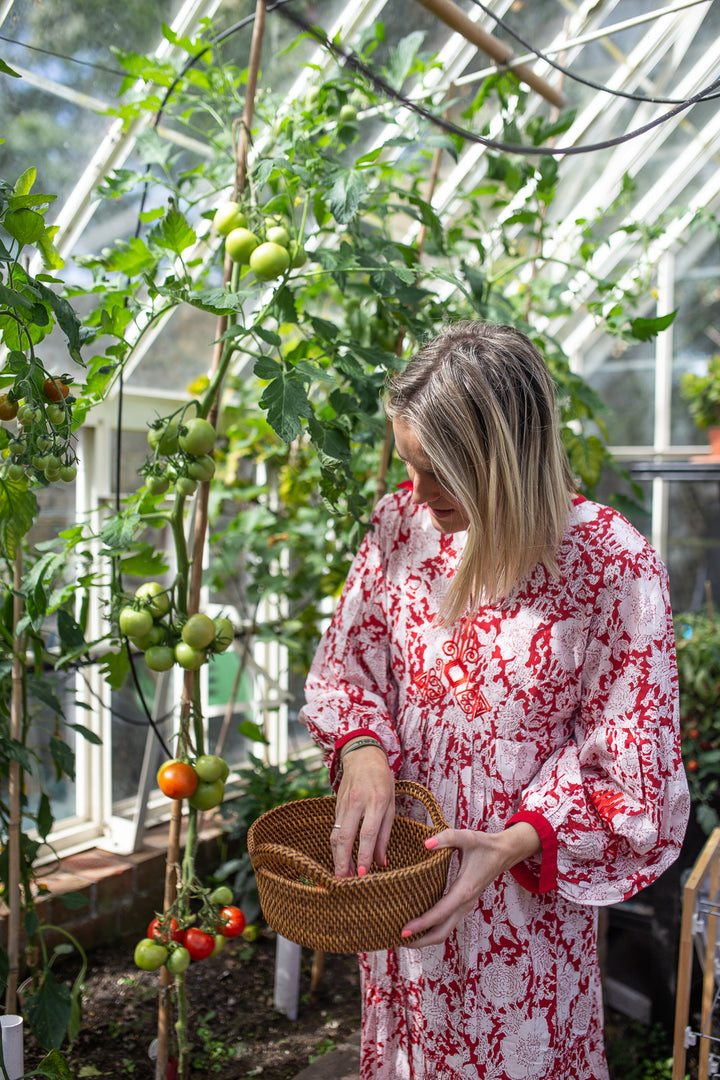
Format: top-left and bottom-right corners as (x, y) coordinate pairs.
(0, 373), (78, 486)
(144, 413), (218, 499)
(134, 885), (249, 973)
(214, 200), (307, 281)
(118, 581), (234, 674)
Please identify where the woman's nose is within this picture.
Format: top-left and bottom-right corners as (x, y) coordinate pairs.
(411, 471), (440, 505)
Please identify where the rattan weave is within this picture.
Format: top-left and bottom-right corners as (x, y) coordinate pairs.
(247, 780), (452, 953)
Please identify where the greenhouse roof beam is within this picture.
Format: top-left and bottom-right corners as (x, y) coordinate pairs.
(414, 0), (566, 106)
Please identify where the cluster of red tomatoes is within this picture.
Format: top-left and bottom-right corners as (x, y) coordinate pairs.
(144, 413), (218, 500)
(157, 753), (229, 812)
(134, 887), (246, 973)
(0, 373), (78, 486)
(214, 200), (306, 281)
(118, 580), (234, 675)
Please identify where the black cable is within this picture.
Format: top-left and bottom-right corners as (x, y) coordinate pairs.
(467, 0), (719, 107)
(0, 32), (128, 78)
(278, 6), (720, 157)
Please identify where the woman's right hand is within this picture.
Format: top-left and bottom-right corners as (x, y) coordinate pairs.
(331, 745), (396, 878)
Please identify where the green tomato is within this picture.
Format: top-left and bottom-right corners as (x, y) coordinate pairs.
(189, 778), (225, 811)
(187, 455), (216, 482)
(212, 617), (234, 653)
(119, 607), (154, 639)
(209, 933), (226, 958)
(174, 642), (206, 670)
(291, 244), (307, 269)
(225, 227), (260, 264)
(178, 418), (216, 457)
(17, 404), (40, 428)
(6, 463), (24, 481)
(47, 403), (66, 426)
(133, 625), (165, 651)
(146, 473), (170, 495)
(44, 465), (61, 483)
(59, 464), (77, 482)
(194, 755), (227, 783)
(339, 104), (358, 122)
(144, 645), (175, 672)
(249, 241), (290, 281)
(182, 612), (216, 649)
(165, 944), (191, 974)
(148, 420), (179, 456)
(213, 201), (248, 235)
(175, 476), (198, 497)
(209, 885), (234, 906)
(134, 938), (168, 972)
(135, 581), (170, 618)
(265, 224), (291, 248)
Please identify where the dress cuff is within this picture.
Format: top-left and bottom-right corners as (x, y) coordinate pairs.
(330, 728), (384, 789)
(505, 810), (558, 894)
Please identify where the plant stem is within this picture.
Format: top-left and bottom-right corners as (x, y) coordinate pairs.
(5, 548), (23, 1015)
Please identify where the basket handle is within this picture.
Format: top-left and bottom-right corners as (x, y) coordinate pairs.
(393, 779), (450, 832)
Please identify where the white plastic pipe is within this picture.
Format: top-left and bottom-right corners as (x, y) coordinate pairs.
(273, 936), (301, 1021)
(0, 1015), (24, 1080)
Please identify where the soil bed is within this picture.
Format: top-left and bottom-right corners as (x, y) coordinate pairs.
(23, 929), (362, 1080)
(21, 930), (682, 1080)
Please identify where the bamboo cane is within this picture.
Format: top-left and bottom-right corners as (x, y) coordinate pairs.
(5, 549), (23, 1015)
(154, 5), (267, 1078)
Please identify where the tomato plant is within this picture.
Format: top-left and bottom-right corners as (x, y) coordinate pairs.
(157, 760), (198, 800)
(182, 927), (215, 962)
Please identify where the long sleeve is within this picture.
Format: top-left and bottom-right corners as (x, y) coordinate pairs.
(508, 542), (690, 905)
(299, 508), (403, 784)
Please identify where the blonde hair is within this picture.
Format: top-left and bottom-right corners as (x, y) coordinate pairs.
(385, 321), (574, 623)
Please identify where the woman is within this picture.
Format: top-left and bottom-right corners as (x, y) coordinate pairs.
(299, 321), (689, 1080)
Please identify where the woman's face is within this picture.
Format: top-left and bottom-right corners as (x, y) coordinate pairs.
(393, 418), (469, 534)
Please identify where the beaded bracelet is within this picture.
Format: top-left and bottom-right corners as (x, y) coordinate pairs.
(338, 736), (386, 776)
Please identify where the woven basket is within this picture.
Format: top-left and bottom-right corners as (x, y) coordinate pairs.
(247, 780), (452, 953)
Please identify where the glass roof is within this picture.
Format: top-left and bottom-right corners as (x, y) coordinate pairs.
(2, 0), (719, 383)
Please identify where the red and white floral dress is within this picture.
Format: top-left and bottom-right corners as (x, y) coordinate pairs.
(299, 490), (690, 1080)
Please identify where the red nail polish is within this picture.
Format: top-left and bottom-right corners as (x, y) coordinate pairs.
(401, 929), (412, 938)
(425, 835), (438, 850)
(358, 865), (367, 877)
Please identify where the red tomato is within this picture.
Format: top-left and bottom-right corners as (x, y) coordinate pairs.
(42, 376), (70, 402)
(147, 916), (184, 944)
(183, 926), (215, 961)
(157, 760), (198, 800)
(217, 905), (246, 938)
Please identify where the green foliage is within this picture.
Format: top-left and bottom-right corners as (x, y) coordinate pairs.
(680, 354), (720, 430)
(675, 609), (720, 833)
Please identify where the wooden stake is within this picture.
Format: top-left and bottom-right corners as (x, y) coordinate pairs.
(413, 0), (566, 108)
(5, 549), (23, 1015)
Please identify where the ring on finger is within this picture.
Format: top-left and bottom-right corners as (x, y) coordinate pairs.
(331, 824), (342, 830)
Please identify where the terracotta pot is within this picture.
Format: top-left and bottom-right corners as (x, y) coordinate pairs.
(708, 426), (720, 458)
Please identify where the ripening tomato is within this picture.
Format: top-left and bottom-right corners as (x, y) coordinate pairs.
(178, 418), (216, 457)
(42, 376), (70, 402)
(183, 926), (215, 961)
(216, 905), (246, 938)
(147, 915), (184, 945)
(157, 759), (198, 800)
(209, 933), (226, 958)
(0, 395), (18, 421)
(209, 885), (234, 906)
(188, 778), (225, 811)
(119, 607), (154, 639)
(165, 945), (191, 974)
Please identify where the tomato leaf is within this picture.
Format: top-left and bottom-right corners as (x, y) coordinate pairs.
(50, 736), (76, 783)
(150, 206), (196, 255)
(328, 168), (366, 224)
(258, 368), (313, 443)
(0, 476), (37, 559)
(628, 309), (677, 341)
(26, 967), (72, 1050)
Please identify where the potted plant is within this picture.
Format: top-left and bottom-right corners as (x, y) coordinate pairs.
(680, 354), (720, 454)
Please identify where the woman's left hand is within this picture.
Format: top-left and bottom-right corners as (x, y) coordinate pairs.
(401, 822), (542, 947)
